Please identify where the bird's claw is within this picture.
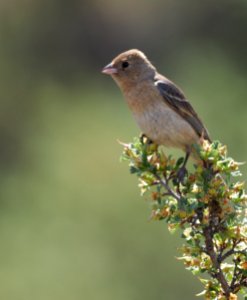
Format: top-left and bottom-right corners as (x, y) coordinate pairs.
(140, 134), (153, 145)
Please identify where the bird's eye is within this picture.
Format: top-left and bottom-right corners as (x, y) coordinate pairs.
(122, 61), (129, 69)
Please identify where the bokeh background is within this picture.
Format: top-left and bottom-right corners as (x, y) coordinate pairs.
(0, 1), (247, 299)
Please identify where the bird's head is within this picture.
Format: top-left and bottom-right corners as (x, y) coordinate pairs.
(102, 49), (156, 88)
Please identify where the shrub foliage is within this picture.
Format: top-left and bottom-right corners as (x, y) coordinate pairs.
(121, 138), (247, 299)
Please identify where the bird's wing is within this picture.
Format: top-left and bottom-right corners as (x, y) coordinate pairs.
(155, 75), (211, 142)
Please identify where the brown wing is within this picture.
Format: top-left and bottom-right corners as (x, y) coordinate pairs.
(155, 74), (211, 142)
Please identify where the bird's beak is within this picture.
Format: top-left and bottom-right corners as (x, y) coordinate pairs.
(102, 63), (118, 75)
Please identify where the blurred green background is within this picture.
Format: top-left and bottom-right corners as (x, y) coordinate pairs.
(0, 0), (247, 299)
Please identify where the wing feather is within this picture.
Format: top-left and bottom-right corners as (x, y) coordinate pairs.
(155, 74), (211, 142)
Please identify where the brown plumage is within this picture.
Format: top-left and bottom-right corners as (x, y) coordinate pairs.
(102, 49), (211, 158)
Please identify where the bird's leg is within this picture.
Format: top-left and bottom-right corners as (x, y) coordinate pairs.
(176, 151), (190, 184)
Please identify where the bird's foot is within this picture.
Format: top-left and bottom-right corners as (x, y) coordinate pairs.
(140, 133), (153, 145)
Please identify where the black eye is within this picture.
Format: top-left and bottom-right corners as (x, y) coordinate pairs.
(122, 61), (129, 69)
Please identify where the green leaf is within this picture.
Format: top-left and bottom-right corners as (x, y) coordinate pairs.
(130, 166), (139, 174)
(176, 156), (184, 168)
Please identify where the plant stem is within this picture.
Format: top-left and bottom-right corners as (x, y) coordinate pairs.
(154, 173), (181, 201)
(203, 225), (231, 298)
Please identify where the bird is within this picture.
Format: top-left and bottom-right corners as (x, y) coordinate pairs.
(102, 49), (211, 172)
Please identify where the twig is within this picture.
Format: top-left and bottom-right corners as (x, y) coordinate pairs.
(203, 226), (231, 298)
(220, 248), (246, 263)
(230, 258), (241, 290)
(154, 173), (181, 201)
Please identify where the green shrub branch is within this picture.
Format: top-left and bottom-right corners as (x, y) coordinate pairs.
(120, 138), (247, 300)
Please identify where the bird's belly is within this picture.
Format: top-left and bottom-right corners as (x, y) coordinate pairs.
(133, 103), (198, 149)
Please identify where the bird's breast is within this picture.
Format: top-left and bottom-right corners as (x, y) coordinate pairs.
(123, 83), (199, 149)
